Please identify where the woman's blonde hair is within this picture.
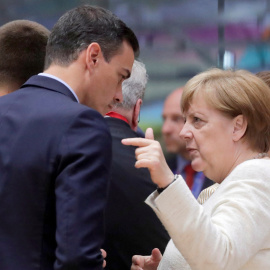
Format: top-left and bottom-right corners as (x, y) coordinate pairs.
(181, 68), (270, 152)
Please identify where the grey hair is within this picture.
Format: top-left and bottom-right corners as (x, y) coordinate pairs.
(113, 60), (148, 110)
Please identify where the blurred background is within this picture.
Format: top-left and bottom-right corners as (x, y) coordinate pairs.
(1, 0), (270, 145)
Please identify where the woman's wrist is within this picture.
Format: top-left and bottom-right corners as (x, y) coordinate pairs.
(157, 174), (179, 194)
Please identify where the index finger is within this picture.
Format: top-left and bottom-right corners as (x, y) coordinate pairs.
(122, 137), (153, 147)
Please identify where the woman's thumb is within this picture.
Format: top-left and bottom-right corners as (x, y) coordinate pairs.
(145, 128), (154, 140)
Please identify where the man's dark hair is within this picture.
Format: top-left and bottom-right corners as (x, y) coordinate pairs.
(0, 20), (50, 88)
(45, 5), (139, 68)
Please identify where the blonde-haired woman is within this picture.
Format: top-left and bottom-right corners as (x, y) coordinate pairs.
(123, 68), (270, 270)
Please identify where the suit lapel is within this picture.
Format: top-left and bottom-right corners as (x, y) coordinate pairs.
(21, 75), (78, 102)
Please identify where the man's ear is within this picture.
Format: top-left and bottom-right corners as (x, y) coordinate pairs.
(85, 42), (102, 71)
(131, 99), (142, 131)
(232, 114), (247, 142)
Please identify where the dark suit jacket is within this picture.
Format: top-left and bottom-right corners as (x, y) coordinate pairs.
(103, 117), (170, 270)
(0, 75), (112, 270)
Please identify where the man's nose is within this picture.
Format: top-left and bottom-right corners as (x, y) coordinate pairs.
(162, 120), (173, 134)
(114, 85), (123, 103)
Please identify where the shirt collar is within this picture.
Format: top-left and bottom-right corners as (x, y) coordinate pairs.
(105, 111), (129, 124)
(38, 73), (80, 103)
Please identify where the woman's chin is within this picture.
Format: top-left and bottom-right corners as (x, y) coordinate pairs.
(191, 159), (204, 172)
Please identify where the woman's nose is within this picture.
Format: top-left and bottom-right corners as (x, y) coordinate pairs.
(179, 123), (192, 140)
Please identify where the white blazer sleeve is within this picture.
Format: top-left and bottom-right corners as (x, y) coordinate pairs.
(145, 160), (270, 270)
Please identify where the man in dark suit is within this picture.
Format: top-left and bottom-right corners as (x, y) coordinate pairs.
(103, 60), (170, 270)
(162, 88), (213, 198)
(0, 5), (139, 270)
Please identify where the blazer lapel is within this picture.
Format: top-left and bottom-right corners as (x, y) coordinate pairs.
(21, 75), (78, 102)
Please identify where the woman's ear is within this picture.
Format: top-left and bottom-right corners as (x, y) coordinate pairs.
(232, 114), (247, 142)
(85, 42), (102, 71)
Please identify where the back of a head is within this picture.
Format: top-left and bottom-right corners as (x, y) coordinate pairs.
(113, 60), (148, 111)
(0, 20), (50, 89)
(45, 5), (139, 69)
(182, 68), (270, 152)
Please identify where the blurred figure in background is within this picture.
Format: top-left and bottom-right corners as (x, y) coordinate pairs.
(237, 22), (270, 72)
(256, 69), (270, 157)
(162, 88), (213, 198)
(103, 60), (170, 270)
(0, 20), (49, 96)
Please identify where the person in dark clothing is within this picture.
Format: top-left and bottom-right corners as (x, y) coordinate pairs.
(0, 5), (139, 270)
(104, 60), (170, 270)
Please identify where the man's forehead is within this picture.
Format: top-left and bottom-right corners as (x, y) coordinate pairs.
(163, 107), (183, 117)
